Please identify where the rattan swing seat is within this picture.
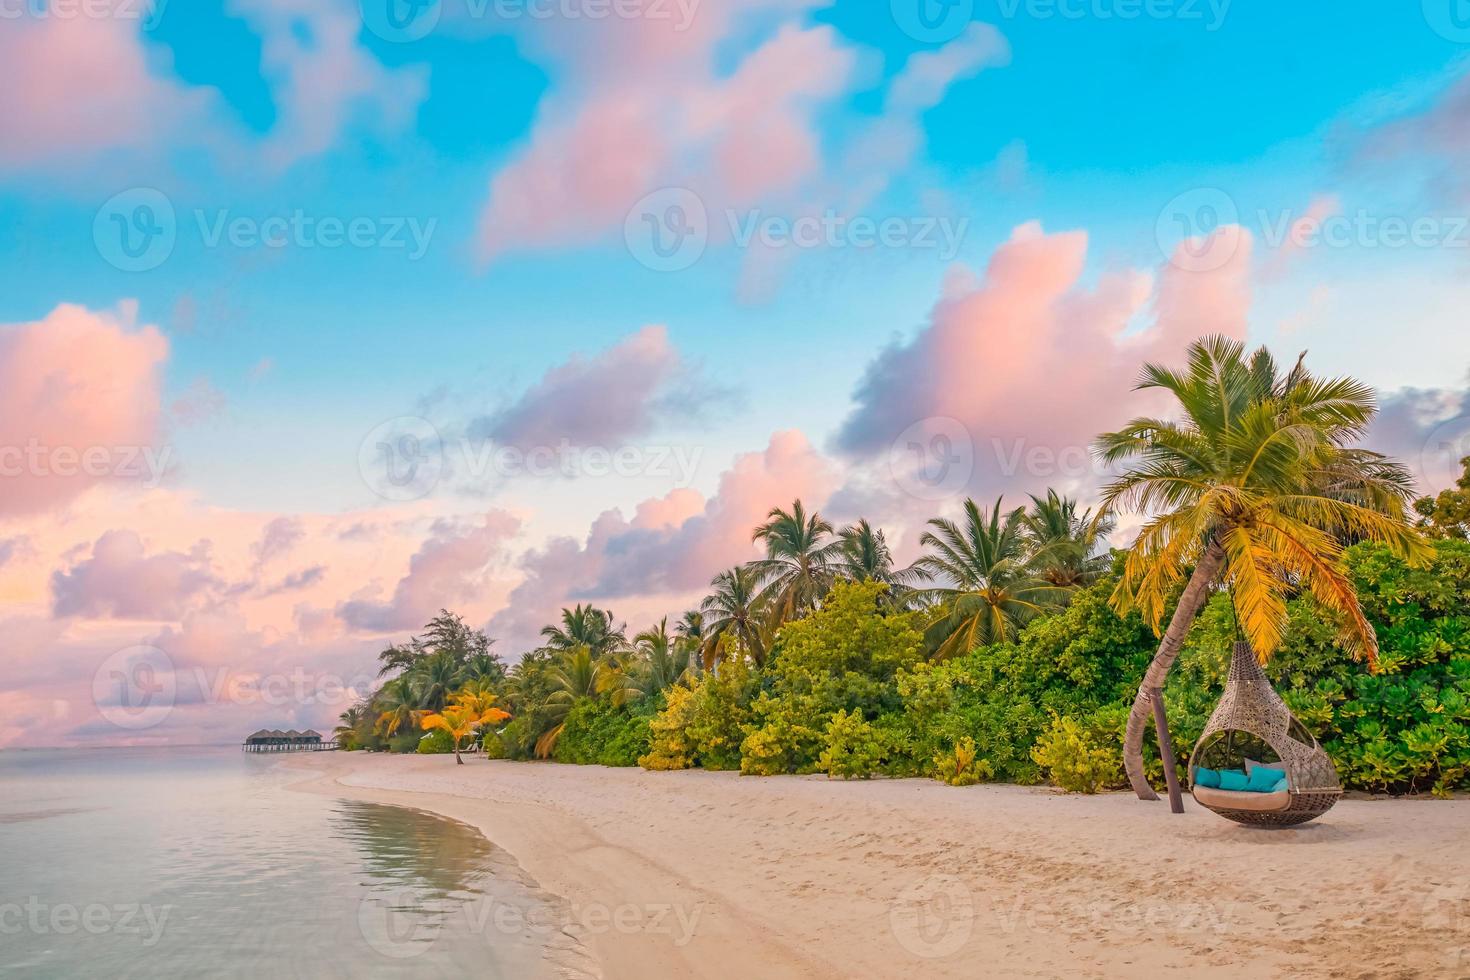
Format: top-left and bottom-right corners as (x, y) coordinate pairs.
(1187, 642), (1342, 827)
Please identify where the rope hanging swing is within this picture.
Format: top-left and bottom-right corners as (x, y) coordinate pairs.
(1187, 641), (1342, 827)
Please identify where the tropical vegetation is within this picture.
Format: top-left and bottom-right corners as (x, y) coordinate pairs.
(331, 342), (1467, 798)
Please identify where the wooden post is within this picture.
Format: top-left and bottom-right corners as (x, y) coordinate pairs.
(1150, 687), (1185, 814)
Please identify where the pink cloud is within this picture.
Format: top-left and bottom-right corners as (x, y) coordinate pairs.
(835, 222), (1254, 498)
(51, 530), (221, 620)
(338, 510), (521, 633)
(0, 3), (210, 171)
(473, 325), (706, 448)
(0, 303), (169, 517)
(489, 430), (836, 650)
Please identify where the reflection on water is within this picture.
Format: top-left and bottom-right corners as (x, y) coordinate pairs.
(0, 748), (556, 980)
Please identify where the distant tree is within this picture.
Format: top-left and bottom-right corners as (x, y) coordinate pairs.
(1414, 456), (1470, 539)
(539, 604), (628, 658)
(751, 500), (845, 627)
(1022, 490), (1115, 588)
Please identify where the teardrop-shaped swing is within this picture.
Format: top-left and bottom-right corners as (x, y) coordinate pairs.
(1187, 642), (1342, 827)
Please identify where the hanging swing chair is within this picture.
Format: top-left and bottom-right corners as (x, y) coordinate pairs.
(1187, 642), (1342, 827)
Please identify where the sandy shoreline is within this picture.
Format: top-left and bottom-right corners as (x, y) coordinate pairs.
(285, 753), (1470, 979)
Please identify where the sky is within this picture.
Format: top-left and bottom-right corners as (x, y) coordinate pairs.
(3, 0), (1470, 746)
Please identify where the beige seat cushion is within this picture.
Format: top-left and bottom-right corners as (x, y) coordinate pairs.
(1192, 786), (1291, 812)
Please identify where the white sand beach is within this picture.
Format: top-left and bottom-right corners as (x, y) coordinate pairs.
(288, 753), (1470, 979)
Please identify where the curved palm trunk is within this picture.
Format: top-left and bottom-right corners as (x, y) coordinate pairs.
(454, 738), (464, 765)
(1124, 539), (1226, 800)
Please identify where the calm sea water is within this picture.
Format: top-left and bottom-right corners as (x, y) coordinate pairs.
(0, 747), (567, 979)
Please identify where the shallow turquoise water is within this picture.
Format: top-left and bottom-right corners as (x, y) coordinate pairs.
(0, 747), (557, 978)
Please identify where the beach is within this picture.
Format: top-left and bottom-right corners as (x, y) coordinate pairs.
(287, 753), (1470, 979)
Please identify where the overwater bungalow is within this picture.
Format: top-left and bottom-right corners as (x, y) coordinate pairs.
(242, 728), (335, 752)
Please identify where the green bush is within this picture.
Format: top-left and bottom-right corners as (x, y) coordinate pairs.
(1032, 713), (1117, 793)
(819, 709), (886, 779)
(639, 684), (698, 770)
(554, 697), (656, 767)
(933, 737), (991, 786)
(416, 727), (454, 754)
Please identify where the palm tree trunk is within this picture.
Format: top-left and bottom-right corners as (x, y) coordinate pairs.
(1123, 539), (1226, 801)
(454, 739), (464, 765)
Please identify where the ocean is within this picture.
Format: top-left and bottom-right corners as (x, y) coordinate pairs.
(0, 746), (566, 978)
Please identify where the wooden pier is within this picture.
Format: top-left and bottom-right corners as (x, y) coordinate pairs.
(242, 729), (338, 752)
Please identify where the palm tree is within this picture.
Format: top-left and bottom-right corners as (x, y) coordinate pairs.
(374, 677), (421, 738)
(534, 647), (622, 757)
(420, 690), (510, 765)
(334, 703), (369, 750)
(1095, 337), (1426, 800)
(699, 566), (769, 667)
(1022, 490), (1116, 588)
(751, 499), (846, 626)
(411, 650), (465, 713)
(837, 518), (918, 604)
(619, 618), (689, 700)
(911, 498), (1066, 660)
(673, 609), (704, 676)
(539, 604), (628, 658)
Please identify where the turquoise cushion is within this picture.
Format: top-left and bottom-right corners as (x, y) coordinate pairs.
(1247, 767), (1285, 792)
(1218, 769), (1249, 791)
(1194, 767), (1222, 788)
(1270, 775), (1289, 793)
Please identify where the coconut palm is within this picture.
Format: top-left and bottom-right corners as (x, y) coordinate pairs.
(373, 677), (421, 737)
(534, 646), (623, 758)
(750, 500), (846, 627)
(539, 604), (628, 658)
(699, 566), (769, 667)
(837, 518), (919, 604)
(410, 650), (465, 713)
(673, 609), (704, 675)
(1095, 337), (1427, 800)
(911, 498), (1067, 660)
(619, 618), (689, 700)
(420, 692), (511, 765)
(1022, 490), (1116, 588)
(334, 703), (370, 750)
